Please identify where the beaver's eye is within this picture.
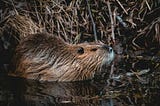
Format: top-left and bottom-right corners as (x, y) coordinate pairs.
(77, 47), (84, 54)
(90, 48), (97, 52)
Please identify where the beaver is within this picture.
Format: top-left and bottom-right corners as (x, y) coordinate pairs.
(9, 33), (114, 82)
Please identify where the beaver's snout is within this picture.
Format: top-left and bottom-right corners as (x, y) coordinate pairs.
(102, 45), (113, 53)
(101, 45), (114, 65)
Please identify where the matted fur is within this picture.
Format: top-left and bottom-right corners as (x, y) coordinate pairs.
(10, 33), (114, 82)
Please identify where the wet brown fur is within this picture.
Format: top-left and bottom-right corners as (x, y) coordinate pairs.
(9, 33), (114, 82)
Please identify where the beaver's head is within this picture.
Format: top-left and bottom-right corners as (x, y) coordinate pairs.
(75, 43), (114, 65)
(57, 43), (114, 81)
(11, 33), (114, 82)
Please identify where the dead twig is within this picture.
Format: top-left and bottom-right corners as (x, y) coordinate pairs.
(115, 0), (128, 15)
(107, 1), (115, 43)
(145, 0), (151, 10)
(86, 0), (98, 42)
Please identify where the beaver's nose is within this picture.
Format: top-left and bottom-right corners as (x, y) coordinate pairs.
(102, 45), (113, 53)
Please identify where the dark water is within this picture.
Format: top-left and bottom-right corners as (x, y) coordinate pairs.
(0, 58), (160, 106)
(0, 76), (110, 106)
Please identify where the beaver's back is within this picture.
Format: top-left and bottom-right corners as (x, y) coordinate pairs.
(10, 33), (68, 80)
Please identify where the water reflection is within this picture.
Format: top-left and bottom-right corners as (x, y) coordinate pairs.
(0, 74), (160, 106)
(0, 76), (97, 105)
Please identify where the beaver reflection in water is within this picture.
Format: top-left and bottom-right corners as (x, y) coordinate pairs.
(10, 33), (114, 82)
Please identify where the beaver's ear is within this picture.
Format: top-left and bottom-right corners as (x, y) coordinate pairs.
(77, 47), (84, 54)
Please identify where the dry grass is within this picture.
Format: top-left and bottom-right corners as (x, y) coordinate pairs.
(0, 0), (159, 48)
(6, 15), (41, 38)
